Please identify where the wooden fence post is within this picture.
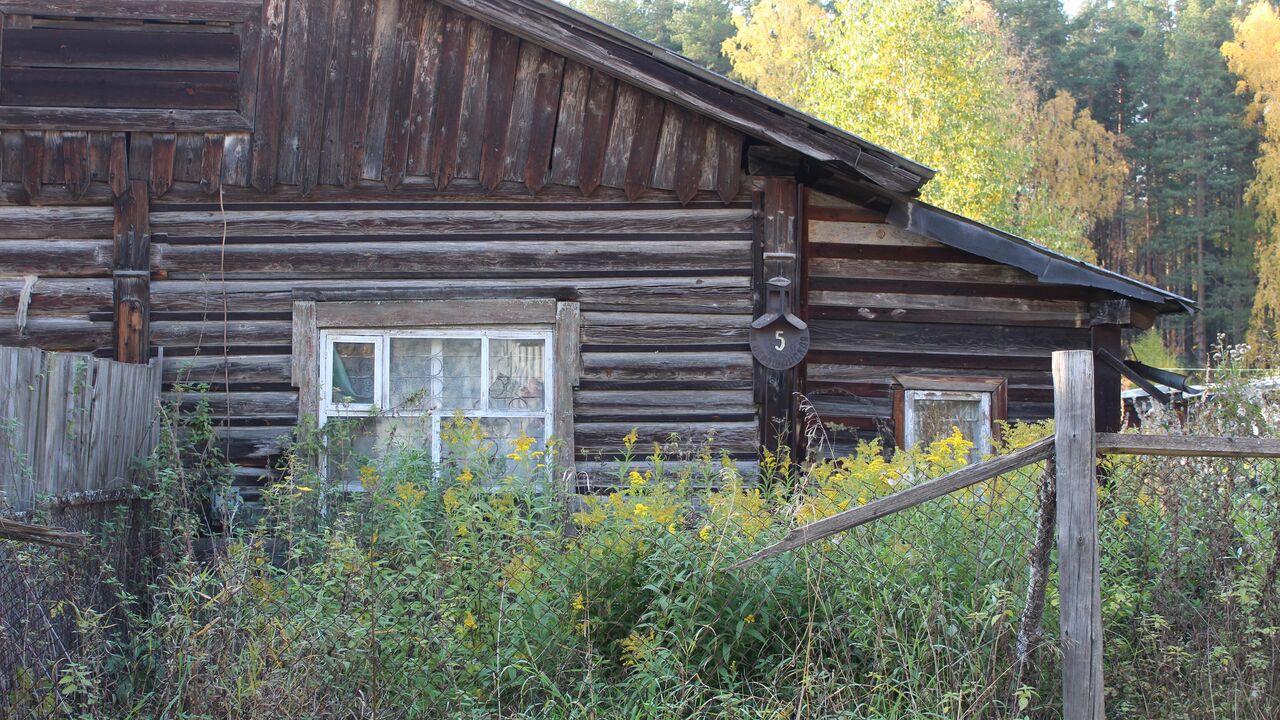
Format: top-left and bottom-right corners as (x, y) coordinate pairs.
(1053, 350), (1104, 719)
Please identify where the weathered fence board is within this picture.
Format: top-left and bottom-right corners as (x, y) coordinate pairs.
(0, 346), (160, 512)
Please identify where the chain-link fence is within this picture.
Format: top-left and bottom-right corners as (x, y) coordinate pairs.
(1, 497), (149, 719)
(1096, 451), (1280, 717)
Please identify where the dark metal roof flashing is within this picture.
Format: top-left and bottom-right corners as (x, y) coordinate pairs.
(887, 200), (1196, 315)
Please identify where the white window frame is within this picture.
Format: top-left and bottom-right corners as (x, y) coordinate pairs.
(902, 388), (993, 457)
(319, 327), (555, 482)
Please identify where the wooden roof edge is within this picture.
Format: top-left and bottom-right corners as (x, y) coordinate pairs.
(432, 0), (934, 195)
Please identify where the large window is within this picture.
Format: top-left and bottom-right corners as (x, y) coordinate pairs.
(293, 299), (579, 488)
(892, 375), (1007, 460)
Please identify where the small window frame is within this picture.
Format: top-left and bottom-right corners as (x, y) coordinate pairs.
(891, 374), (1008, 455)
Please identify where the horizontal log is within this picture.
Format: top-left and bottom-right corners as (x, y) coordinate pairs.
(0, 240), (112, 276)
(164, 390), (298, 418)
(150, 207), (753, 237)
(150, 319), (292, 347)
(580, 312), (750, 346)
(806, 363), (1052, 388)
(149, 179), (752, 204)
(153, 240), (752, 276)
(808, 257), (1035, 285)
(149, 277), (751, 313)
(574, 389), (754, 421)
(209, 425), (294, 463)
(808, 319), (1089, 357)
(0, 206), (113, 238)
(0, 107), (251, 132)
(808, 304), (1089, 328)
(807, 220), (940, 248)
(809, 290), (1087, 317)
(1095, 433), (1280, 458)
(728, 436), (1056, 570)
(0, 316), (111, 351)
(0, 1), (260, 22)
(808, 349), (1051, 372)
(2, 68), (239, 110)
(580, 350), (753, 386)
(2, 28), (240, 71)
(808, 393), (891, 418)
(809, 241), (996, 265)
(575, 421), (758, 454)
(0, 278), (111, 313)
(163, 354), (292, 385)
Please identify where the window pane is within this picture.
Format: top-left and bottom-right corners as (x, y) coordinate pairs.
(325, 416), (433, 485)
(389, 337), (481, 411)
(441, 415), (547, 481)
(331, 341), (376, 405)
(910, 396), (986, 457)
(488, 338), (546, 411)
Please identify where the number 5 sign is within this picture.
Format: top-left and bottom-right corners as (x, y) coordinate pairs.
(749, 276), (810, 371)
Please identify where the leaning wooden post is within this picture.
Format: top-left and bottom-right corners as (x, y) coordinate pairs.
(1053, 350), (1104, 719)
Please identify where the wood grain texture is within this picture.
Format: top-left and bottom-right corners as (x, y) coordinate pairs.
(1095, 433), (1280, 458)
(1053, 350), (1104, 720)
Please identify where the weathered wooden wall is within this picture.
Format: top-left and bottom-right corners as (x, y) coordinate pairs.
(147, 193), (758, 486)
(0, 346), (160, 512)
(803, 191), (1094, 455)
(0, 0), (743, 204)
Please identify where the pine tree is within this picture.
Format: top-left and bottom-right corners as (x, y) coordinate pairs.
(1146, 0), (1258, 362)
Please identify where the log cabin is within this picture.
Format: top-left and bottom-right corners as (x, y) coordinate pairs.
(0, 0), (1192, 496)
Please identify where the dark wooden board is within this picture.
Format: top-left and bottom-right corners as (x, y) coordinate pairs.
(2, 67), (239, 109)
(2, 27), (240, 71)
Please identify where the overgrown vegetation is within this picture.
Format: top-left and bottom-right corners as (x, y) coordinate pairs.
(4, 372), (1279, 718)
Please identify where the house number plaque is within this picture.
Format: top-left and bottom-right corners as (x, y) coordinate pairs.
(750, 276), (809, 370)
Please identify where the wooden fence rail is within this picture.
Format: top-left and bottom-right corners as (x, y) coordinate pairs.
(0, 346), (160, 513)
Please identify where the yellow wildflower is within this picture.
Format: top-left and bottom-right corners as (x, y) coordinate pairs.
(1116, 512), (1130, 528)
(633, 503), (649, 518)
(506, 452), (523, 461)
(462, 611), (478, 631)
(667, 523), (678, 534)
(297, 486), (313, 492)
(623, 428), (639, 448)
(513, 434), (536, 454)
(744, 614), (756, 624)
(628, 470), (647, 488)
(456, 524), (469, 537)
(699, 525), (712, 542)
(457, 467), (474, 484)
(572, 593), (585, 611)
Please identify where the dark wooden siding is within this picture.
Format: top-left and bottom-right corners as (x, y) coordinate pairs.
(143, 193), (757, 483)
(802, 191), (1093, 455)
(0, 0), (744, 204)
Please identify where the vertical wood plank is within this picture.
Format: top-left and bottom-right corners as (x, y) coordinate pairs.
(716, 125), (743, 203)
(1091, 325), (1123, 433)
(674, 112), (708, 205)
(600, 82), (639, 189)
(200, 133), (225, 195)
(318, 0), (355, 187)
(62, 131), (90, 201)
(250, 0), (288, 192)
(150, 132), (176, 197)
(453, 20), (493, 180)
(553, 300), (580, 487)
(650, 103), (684, 191)
(478, 31), (521, 191)
(1053, 349), (1104, 720)
(21, 129), (42, 201)
(128, 133), (152, 182)
(296, 0), (334, 194)
(623, 94), (665, 201)
(429, 10), (470, 189)
(405, 0), (444, 178)
(576, 70), (615, 196)
(293, 300), (319, 420)
(754, 177), (799, 454)
(108, 132), (127, 197)
(523, 51), (565, 194)
(357, 0), (402, 182)
(275, 0), (313, 185)
(501, 42), (545, 183)
(549, 60), (590, 187)
(380, 0), (424, 190)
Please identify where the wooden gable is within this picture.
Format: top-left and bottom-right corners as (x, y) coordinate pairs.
(0, 0), (745, 203)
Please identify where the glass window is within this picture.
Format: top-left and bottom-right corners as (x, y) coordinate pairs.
(904, 389), (993, 459)
(319, 328), (553, 488)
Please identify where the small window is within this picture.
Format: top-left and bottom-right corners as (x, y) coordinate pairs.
(892, 375), (1007, 460)
(319, 328), (554, 487)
